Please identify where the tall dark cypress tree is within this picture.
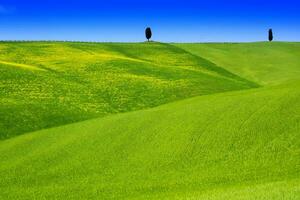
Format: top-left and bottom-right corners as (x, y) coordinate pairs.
(269, 29), (273, 42)
(145, 27), (152, 42)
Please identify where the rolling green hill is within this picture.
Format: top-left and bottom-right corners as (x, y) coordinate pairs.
(0, 42), (299, 199)
(0, 42), (257, 139)
(175, 42), (300, 85)
(0, 80), (299, 199)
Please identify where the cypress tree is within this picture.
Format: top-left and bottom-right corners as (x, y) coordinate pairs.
(269, 29), (273, 42)
(145, 27), (152, 42)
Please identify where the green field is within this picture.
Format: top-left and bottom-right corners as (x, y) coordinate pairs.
(0, 42), (257, 139)
(0, 42), (299, 199)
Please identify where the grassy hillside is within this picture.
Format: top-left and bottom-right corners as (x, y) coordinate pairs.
(0, 42), (299, 199)
(0, 80), (299, 199)
(175, 42), (300, 85)
(0, 42), (257, 139)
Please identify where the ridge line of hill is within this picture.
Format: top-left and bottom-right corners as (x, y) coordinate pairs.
(1, 42), (298, 140)
(0, 80), (291, 140)
(163, 43), (260, 86)
(103, 42), (259, 87)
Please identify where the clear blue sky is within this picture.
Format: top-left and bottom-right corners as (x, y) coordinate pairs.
(0, 0), (299, 42)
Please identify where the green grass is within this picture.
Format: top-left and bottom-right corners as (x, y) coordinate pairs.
(0, 80), (299, 199)
(175, 42), (300, 85)
(0, 42), (299, 199)
(0, 42), (257, 139)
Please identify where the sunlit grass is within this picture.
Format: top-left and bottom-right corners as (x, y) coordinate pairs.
(0, 42), (257, 139)
(0, 80), (299, 199)
(0, 42), (299, 199)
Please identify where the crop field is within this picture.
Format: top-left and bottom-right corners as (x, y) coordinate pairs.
(0, 42), (299, 199)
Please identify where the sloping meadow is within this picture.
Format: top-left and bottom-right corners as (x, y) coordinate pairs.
(0, 42), (299, 199)
(0, 42), (257, 139)
(0, 80), (299, 199)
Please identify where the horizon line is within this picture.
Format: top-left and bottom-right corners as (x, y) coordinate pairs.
(0, 40), (299, 44)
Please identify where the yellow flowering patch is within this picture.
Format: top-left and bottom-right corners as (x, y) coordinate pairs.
(0, 60), (46, 71)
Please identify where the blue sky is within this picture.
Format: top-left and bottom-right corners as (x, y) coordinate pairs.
(0, 0), (299, 42)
